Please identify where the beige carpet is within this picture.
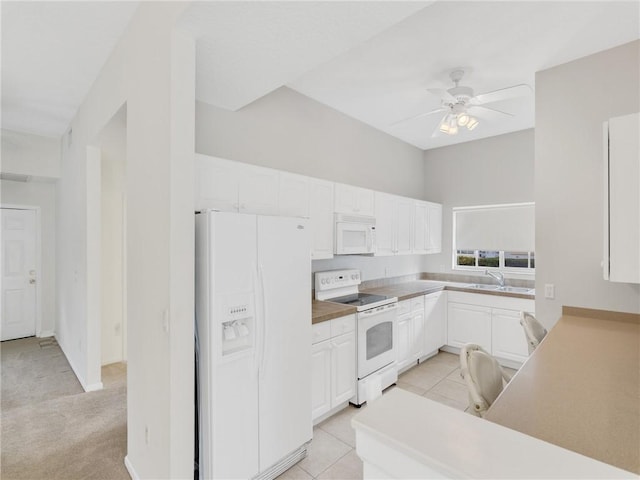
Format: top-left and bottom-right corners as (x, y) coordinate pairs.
(1, 336), (129, 480)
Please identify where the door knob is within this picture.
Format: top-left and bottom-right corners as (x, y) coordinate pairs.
(29, 278), (36, 284)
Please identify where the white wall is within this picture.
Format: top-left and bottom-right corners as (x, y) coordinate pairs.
(196, 87), (425, 199)
(1, 179), (57, 336)
(99, 110), (126, 366)
(422, 129), (535, 278)
(55, 3), (194, 478)
(535, 40), (640, 327)
(1, 129), (60, 179)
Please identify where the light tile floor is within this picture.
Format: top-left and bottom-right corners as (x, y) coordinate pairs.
(281, 351), (517, 480)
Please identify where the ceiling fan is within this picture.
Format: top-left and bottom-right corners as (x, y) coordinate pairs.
(393, 70), (532, 137)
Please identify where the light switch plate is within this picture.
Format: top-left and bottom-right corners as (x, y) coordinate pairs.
(544, 284), (555, 299)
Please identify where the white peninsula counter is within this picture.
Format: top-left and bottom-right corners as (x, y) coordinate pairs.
(351, 307), (640, 479)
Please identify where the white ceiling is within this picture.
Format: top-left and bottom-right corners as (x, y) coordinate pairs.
(1, 1), (138, 137)
(2, 1), (639, 150)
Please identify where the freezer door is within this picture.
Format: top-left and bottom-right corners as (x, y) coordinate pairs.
(257, 216), (312, 472)
(196, 211), (260, 480)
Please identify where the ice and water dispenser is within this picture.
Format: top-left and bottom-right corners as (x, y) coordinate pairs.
(219, 293), (254, 357)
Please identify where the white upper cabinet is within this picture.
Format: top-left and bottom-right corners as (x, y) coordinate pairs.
(195, 154), (279, 215)
(604, 112), (640, 283)
(397, 198), (414, 255)
(334, 183), (375, 216)
(426, 202), (442, 253)
(413, 201), (428, 254)
(278, 172), (309, 218)
(375, 192), (414, 256)
(238, 165), (279, 215)
(375, 192), (395, 256)
(195, 154), (241, 211)
(195, 154), (442, 258)
(309, 179), (334, 260)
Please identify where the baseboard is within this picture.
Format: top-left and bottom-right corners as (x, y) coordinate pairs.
(124, 456), (139, 480)
(55, 334), (103, 393)
(37, 330), (55, 338)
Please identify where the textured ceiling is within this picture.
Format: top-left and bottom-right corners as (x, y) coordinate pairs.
(2, 1), (638, 150)
(289, 1), (640, 149)
(178, 1), (430, 111)
(1, 1), (138, 137)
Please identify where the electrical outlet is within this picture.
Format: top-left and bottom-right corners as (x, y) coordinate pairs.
(544, 284), (555, 299)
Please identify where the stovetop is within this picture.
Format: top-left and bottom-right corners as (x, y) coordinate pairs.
(326, 292), (396, 311)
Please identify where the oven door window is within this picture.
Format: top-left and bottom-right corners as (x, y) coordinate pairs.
(366, 321), (393, 360)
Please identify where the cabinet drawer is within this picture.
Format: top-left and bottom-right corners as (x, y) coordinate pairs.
(398, 300), (411, 316)
(330, 314), (356, 337)
(312, 321), (331, 344)
(411, 296), (424, 311)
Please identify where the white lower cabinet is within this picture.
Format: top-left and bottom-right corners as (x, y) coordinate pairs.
(311, 315), (356, 423)
(491, 308), (530, 363)
(446, 292), (534, 367)
(423, 291), (446, 356)
(447, 303), (492, 352)
(396, 297), (425, 372)
(311, 341), (332, 420)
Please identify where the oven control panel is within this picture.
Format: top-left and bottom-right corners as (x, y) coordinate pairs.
(315, 269), (361, 293)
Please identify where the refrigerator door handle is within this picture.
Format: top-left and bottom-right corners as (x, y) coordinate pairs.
(257, 263), (267, 377)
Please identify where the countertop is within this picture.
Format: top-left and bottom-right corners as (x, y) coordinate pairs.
(312, 279), (534, 324)
(485, 307), (640, 474)
(351, 388), (635, 479)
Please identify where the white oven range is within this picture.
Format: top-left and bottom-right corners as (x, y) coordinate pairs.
(315, 269), (398, 405)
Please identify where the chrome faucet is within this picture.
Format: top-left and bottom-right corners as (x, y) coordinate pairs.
(485, 269), (505, 287)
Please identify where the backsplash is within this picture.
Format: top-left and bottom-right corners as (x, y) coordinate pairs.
(359, 271), (535, 290)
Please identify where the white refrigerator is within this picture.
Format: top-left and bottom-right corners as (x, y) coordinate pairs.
(195, 211), (312, 479)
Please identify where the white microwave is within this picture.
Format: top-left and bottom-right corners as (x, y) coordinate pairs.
(334, 213), (376, 255)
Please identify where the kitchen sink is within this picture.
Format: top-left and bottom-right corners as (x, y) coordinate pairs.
(465, 284), (500, 291)
(498, 286), (534, 294)
(464, 284), (534, 294)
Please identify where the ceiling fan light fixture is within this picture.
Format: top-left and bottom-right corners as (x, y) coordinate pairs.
(457, 113), (469, 127)
(466, 116), (479, 130)
(439, 122), (451, 134)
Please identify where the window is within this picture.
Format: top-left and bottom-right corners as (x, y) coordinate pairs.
(455, 250), (535, 272)
(453, 203), (535, 274)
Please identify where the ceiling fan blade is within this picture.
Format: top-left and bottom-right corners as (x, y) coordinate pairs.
(470, 84), (532, 105)
(390, 107), (448, 126)
(468, 104), (514, 119)
(427, 88), (456, 104)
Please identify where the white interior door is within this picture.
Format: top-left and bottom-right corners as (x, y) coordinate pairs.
(1, 208), (37, 341)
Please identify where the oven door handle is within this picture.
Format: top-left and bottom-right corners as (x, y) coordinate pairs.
(360, 303), (397, 316)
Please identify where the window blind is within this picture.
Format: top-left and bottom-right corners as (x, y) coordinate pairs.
(454, 203), (535, 252)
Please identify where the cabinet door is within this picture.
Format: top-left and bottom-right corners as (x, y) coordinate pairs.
(309, 179), (334, 260)
(374, 192), (395, 256)
(396, 198), (414, 255)
(491, 308), (529, 363)
(195, 154), (240, 211)
(424, 292), (446, 355)
(411, 298), (425, 360)
(238, 165), (279, 215)
(413, 201), (428, 254)
(279, 172), (309, 218)
(607, 113), (640, 283)
(311, 341), (332, 422)
(426, 202), (442, 253)
(335, 183), (374, 215)
(447, 302), (491, 352)
(396, 314), (413, 370)
(331, 331), (356, 406)
(356, 188), (375, 216)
